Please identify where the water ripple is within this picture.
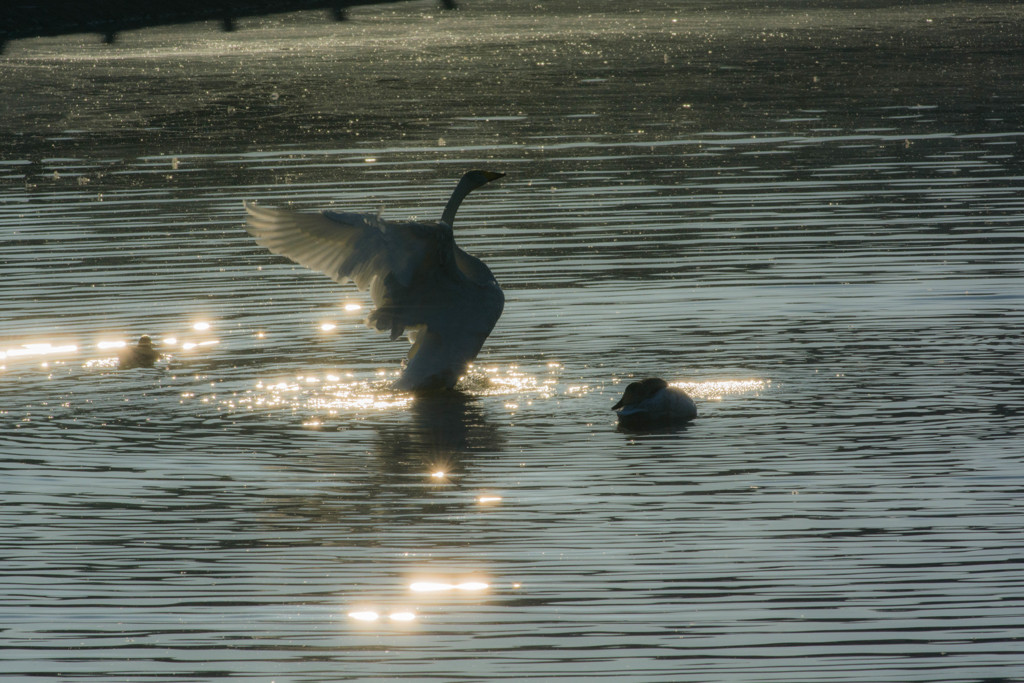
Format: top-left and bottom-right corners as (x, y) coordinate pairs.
(2, 2), (1024, 681)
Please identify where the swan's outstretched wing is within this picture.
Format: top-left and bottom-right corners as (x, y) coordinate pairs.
(243, 201), (433, 292)
(243, 201), (463, 337)
(243, 200), (503, 391)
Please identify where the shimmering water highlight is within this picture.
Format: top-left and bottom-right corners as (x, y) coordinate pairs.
(1, 1), (1023, 681)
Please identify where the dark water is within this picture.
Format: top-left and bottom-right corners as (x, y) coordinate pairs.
(2, 2), (1024, 681)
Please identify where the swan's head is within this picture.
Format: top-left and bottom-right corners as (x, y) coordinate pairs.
(612, 377), (669, 411)
(441, 170), (505, 226)
(463, 169), (505, 190)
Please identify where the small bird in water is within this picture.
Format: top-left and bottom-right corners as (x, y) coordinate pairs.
(118, 335), (160, 369)
(243, 170), (505, 392)
(612, 377), (697, 430)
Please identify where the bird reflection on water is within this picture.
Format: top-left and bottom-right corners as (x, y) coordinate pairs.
(371, 389), (504, 467)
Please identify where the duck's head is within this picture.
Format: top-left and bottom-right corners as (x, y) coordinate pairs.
(611, 377), (669, 411)
(137, 335), (153, 348)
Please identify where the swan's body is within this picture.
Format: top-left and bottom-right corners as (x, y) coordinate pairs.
(119, 335), (159, 369)
(612, 378), (697, 429)
(243, 170), (505, 392)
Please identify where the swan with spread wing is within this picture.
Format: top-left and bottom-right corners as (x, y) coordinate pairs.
(243, 170), (505, 392)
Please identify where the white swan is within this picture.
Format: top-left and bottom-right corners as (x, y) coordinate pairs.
(243, 170), (505, 392)
(612, 378), (697, 429)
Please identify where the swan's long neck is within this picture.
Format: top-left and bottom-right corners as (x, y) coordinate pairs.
(441, 174), (480, 226)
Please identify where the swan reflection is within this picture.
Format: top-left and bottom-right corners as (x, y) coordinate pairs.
(370, 392), (503, 476)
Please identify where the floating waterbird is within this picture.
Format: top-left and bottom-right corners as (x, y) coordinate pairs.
(243, 170), (505, 392)
(118, 335), (160, 369)
(612, 378), (697, 429)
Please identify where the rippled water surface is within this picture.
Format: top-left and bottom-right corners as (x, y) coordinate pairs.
(2, 1), (1024, 681)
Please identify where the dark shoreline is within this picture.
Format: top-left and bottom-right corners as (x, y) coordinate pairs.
(1, 0), (457, 49)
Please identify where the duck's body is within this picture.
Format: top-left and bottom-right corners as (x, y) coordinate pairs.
(612, 378), (697, 430)
(119, 335), (159, 369)
(243, 170), (505, 392)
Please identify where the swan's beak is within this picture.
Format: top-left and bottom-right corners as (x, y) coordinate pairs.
(481, 171), (505, 182)
(611, 398), (624, 411)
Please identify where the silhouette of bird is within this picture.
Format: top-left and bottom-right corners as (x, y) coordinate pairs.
(612, 377), (697, 429)
(243, 170), (505, 392)
(118, 335), (160, 369)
